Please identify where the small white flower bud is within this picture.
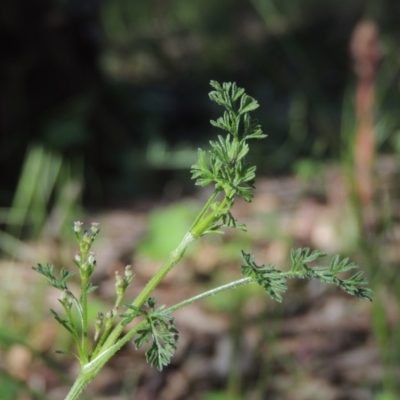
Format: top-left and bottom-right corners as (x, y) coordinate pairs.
(73, 221), (83, 233)
(74, 252), (82, 263)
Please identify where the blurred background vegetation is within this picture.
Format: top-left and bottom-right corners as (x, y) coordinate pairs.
(1, 0), (399, 207)
(1, 0), (400, 399)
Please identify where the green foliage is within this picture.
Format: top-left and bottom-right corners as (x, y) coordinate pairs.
(0, 373), (22, 400)
(1, 145), (82, 257)
(240, 251), (287, 302)
(50, 309), (75, 335)
(191, 81), (266, 203)
(31, 82), (372, 400)
(241, 248), (373, 303)
(203, 392), (242, 400)
(32, 264), (75, 291)
(375, 393), (399, 400)
(189, 81), (267, 239)
(123, 298), (179, 371)
(289, 248), (373, 301)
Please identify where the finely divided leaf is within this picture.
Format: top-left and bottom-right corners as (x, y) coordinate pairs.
(192, 81), (266, 207)
(239, 94), (259, 115)
(132, 300), (179, 371)
(290, 248), (373, 302)
(241, 251), (287, 302)
(32, 263), (74, 290)
(50, 309), (73, 333)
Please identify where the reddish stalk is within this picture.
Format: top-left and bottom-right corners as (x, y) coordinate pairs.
(350, 21), (382, 224)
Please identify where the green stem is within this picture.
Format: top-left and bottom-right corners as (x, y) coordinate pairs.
(64, 306), (84, 360)
(65, 319), (148, 400)
(189, 189), (220, 232)
(80, 275), (89, 362)
(98, 230), (196, 353)
(132, 231), (195, 307)
(90, 311), (117, 359)
(66, 277), (256, 400)
(190, 195), (231, 238)
(99, 192), (232, 353)
(64, 373), (91, 400)
(68, 190), (237, 397)
(168, 277), (253, 312)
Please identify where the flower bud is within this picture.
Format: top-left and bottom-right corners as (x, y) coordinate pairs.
(105, 310), (113, 320)
(73, 221), (83, 233)
(81, 262), (88, 273)
(88, 252), (96, 265)
(105, 308), (117, 328)
(91, 222), (100, 237)
(61, 289), (73, 309)
(79, 230), (92, 254)
(124, 265), (133, 280)
(94, 312), (104, 341)
(74, 252), (82, 264)
(82, 230), (91, 244)
(115, 271), (125, 297)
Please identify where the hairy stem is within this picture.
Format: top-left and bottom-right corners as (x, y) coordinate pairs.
(168, 277), (253, 313)
(66, 277), (256, 400)
(189, 189), (220, 232)
(98, 230), (195, 353)
(80, 274), (89, 363)
(190, 195), (231, 238)
(64, 306), (84, 360)
(98, 190), (231, 353)
(65, 319), (148, 400)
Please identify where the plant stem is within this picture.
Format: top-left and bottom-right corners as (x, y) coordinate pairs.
(132, 231), (195, 308)
(99, 191), (233, 353)
(66, 277), (256, 400)
(168, 277), (253, 312)
(65, 319), (148, 400)
(90, 313), (116, 359)
(64, 372), (91, 400)
(98, 230), (196, 353)
(67, 190), (239, 398)
(190, 195), (231, 238)
(189, 189), (220, 232)
(80, 274), (89, 362)
(64, 305), (84, 360)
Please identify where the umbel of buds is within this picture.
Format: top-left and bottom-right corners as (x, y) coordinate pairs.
(72, 222), (101, 276)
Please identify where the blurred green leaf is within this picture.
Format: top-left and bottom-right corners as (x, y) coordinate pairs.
(137, 201), (199, 259)
(375, 393), (398, 400)
(203, 392), (242, 400)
